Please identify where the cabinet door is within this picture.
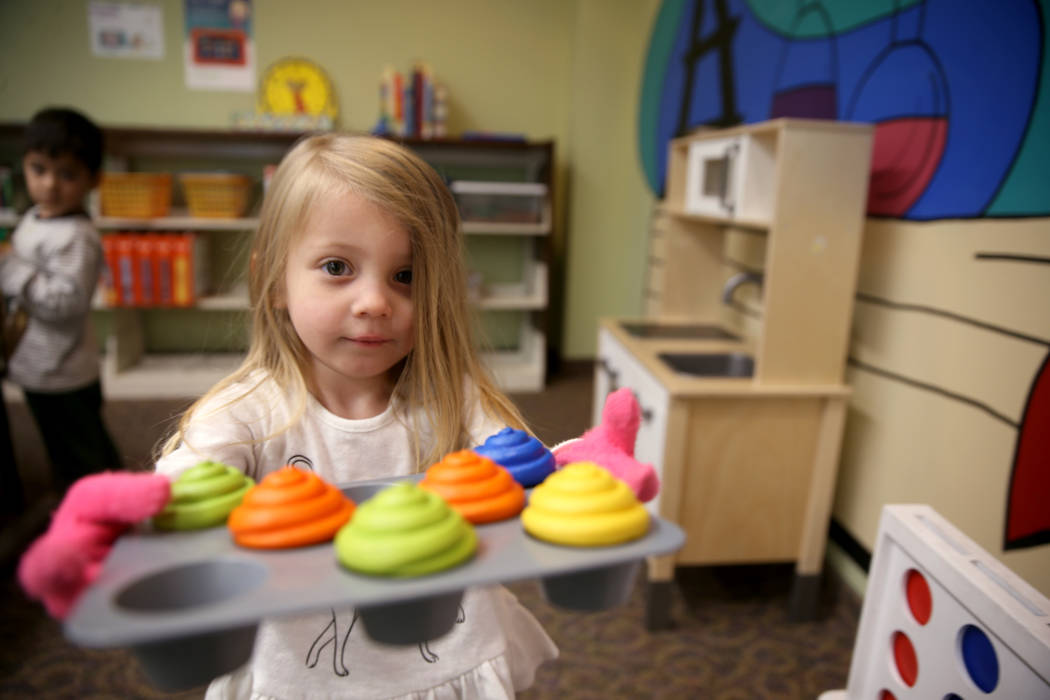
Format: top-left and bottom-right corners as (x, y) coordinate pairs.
(596, 329), (670, 514)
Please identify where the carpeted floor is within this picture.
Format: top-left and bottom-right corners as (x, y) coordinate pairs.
(0, 363), (860, 699)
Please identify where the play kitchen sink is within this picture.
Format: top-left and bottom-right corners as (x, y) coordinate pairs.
(597, 119), (873, 628)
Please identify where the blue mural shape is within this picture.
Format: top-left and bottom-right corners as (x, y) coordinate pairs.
(638, 0), (1046, 220)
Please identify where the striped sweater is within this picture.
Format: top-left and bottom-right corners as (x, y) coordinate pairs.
(0, 207), (103, 392)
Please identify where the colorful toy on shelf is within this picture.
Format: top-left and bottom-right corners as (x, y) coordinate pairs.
(334, 482), (477, 577)
(819, 505), (1050, 700)
(419, 449), (525, 524)
(552, 387), (660, 503)
(227, 466), (354, 549)
(17, 472), (171, 619)
(153, 460), (254, 531)
(473, 426), (555, 487)
(522, 462), (649, 547)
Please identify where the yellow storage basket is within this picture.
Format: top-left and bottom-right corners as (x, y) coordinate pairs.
(100, 173), (173, 218)
(179, 173), (254, 218)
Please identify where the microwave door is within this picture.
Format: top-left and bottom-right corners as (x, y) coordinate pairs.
(701, 144), (738, 216)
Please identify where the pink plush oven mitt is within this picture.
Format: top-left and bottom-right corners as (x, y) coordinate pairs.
(18, 471), (171, 619)
(551, 387), (660, 502)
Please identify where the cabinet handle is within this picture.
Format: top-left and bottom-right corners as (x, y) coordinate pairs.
(629, 389), (653, 424)
(598, 363), (653, 422)
(598, 358), (619, 390)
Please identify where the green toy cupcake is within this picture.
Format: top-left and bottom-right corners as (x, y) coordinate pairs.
(153, 460), (254, 531)
(334, 482), (476, 577)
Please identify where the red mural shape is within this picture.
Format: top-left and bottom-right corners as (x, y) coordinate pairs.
(867, 116), (948, 216)
(1006, 353), (1050, 548)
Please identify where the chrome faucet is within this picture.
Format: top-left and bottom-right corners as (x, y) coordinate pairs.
(721, 271), (764, 304)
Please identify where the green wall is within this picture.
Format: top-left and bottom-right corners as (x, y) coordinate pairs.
(0, 0), (659, 360)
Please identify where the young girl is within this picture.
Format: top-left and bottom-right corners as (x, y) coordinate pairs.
(152, 133), (557, 698)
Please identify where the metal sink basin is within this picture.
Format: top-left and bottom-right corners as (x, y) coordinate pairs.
(659, 352), (755, 378)
(620, 321), (739, 341)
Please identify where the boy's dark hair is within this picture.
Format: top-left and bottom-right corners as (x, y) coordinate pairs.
(24, 107), (104, 174)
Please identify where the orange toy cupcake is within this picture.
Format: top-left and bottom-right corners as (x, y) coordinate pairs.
(228, 466), (355, 548)
(419, 450), (525, 524)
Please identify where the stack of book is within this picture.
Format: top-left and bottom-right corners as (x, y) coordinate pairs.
(100, 232), (208, 307)
(375, 62), (448, 139)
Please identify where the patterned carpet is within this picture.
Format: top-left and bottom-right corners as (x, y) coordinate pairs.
(0, 365), (861, 698)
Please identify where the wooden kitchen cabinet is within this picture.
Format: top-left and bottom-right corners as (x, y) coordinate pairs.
(598, 119), (873, 625)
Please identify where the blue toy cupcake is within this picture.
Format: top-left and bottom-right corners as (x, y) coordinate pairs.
(473, 427), (555, 487)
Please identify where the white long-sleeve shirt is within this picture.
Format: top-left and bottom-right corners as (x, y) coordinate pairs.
(156, 370), (558, 699)
(0, 207), (102, 391)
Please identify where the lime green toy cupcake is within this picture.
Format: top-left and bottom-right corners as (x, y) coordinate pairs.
(153, 461), (254, 531)
(334, 482), (476, 577)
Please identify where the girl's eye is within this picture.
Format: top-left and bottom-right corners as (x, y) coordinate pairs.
(394, 269), (413, 285)
(323, 260), (349, 276)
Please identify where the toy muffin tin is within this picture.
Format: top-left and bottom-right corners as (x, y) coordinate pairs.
(64, 474), (685, 690)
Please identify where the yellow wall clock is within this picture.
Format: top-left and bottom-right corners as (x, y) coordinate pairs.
(258, 57), (338, 119)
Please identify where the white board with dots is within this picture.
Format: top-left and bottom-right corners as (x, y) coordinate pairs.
(822, 504), (1050, 700)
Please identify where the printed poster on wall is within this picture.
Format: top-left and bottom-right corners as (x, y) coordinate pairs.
(88, 2), (165, 60)
(183, 0), (254, 91)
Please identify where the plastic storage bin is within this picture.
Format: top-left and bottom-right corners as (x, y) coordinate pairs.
(100, 173), (173, 218)
(179, 173), (254, 218)
(450, 181), (547, 224)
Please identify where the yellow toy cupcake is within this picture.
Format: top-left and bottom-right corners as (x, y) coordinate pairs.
(521, 462), (649, 546)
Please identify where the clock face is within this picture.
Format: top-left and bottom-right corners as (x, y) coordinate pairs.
(259, 58), (337, 118)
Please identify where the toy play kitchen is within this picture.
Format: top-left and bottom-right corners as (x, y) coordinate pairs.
(597, 118), (874, 625)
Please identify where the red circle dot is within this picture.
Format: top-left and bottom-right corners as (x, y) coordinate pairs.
(879, 691), (897, 700)
(893, 631), (919, 687)
(905, 568), (933, 625)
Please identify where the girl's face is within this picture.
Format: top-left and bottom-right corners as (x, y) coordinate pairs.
(282, 190), (415, 399)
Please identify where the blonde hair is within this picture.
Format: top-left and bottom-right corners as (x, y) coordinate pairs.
(162, 133), (526, 468)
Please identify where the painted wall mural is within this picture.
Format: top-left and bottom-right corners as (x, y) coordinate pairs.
(638, 0), (1050, 559)
(639, 0), (1048, 219)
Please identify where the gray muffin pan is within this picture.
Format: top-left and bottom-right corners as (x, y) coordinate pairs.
(65, 475), (685, 690)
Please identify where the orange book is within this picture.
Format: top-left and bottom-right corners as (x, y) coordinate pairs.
(132, 234), (156, 306)
(152, 234), (175, 306)
(171, 233), (196, 307)
(100, 235), (120, 307)
(114, 234), (137, 307)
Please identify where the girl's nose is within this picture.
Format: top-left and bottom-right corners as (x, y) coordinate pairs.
(352, 279), (392, 318)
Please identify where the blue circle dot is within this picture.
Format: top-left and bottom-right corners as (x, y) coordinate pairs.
(961, 624), (999, 693)
(944, 694), (964, 700)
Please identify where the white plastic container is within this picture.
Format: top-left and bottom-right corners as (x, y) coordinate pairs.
(451, 181), (548, 225)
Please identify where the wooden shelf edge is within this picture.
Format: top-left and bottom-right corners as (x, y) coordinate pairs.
(96, 214), (259, 231)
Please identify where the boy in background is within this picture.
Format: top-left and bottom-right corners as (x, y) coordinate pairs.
(0, 107), (121, 497)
